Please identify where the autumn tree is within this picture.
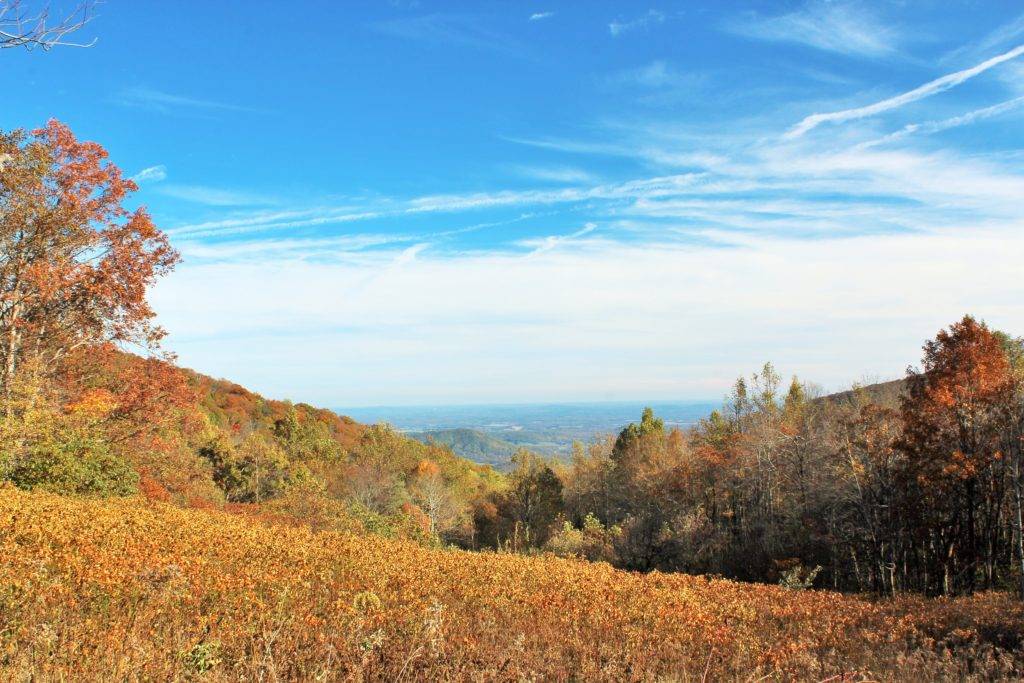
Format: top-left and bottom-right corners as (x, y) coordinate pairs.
(562, 436), (617, 527)
(0, 121), (180, 495)
(200, 432), (303, 504)
(474, 449), (563, 550)
(835, 401), (902, 594)
(0, 354), (137, 495)
(999, 332), (1024, 597)
(505, 449), (563, 548)
(0, 121), (178, 392)
(409, 459), (458, 537)
(898, 316), (1016, 595)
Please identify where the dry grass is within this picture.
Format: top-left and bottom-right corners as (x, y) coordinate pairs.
(1, 486), (1021, 681)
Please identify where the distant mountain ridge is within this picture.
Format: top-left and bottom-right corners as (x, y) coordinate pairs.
(819, 378), (905, 408)
(409, 428), (520, 469)
(340, 400), (719, 467)
(399, 382), (909, 468)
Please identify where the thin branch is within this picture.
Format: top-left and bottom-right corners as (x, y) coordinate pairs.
(0, 0), (97, 51)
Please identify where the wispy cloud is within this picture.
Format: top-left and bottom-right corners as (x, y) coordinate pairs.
(943, 12), (1024, 64)
(605, 60), (703, 90)
(176, 234), (411, 263)
(727, 3), (898, 57)
(168, 208), (384, 239)
(786, 43), (1024, 138)
(506, 134), (730, 170)
(508, 165), (596, 184)
(529, 12), (553, 22)
(861, 95), (1024, 148)
(131, 165), (167, 184)
(392, 242), (429, 267)
(609, 9), (665, 37)
(502, 135), (626, 158)
(157, 185), (275, 207)
(371, 14), (524, 55)
(524, 222), (598, 255)
(115, 87), (254, 114)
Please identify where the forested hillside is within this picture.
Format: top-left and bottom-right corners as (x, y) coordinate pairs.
(410, 428), (520, 468)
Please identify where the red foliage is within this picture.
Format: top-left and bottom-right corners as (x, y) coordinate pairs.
(137, 469), (171, 503)
(0, 121), (179, 389)
(900, 316), (1014, 487)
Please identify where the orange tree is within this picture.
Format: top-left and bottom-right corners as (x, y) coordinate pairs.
(0, 119), (178, 391)
(898, 316), (1017, 595)
(0, 120), (181, 493)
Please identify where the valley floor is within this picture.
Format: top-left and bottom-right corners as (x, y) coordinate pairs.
(1, 487), (1022, 681)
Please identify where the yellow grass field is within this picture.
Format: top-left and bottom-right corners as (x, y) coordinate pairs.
(1, 487), (1022, 681)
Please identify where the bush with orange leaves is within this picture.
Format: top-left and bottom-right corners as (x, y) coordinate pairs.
(0, 486), (1021, 681)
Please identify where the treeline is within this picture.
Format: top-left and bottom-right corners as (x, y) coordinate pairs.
(468, 317), (1024, 597)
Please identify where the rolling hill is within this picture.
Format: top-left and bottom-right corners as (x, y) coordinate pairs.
(408, 428), (520, 469)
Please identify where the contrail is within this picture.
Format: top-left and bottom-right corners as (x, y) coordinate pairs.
(785, 43), (1024, 138)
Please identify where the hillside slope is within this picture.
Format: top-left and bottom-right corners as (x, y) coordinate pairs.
(820, 378), (906, 408)
(105, 359), (505, 544)
(409, 428), (520, 468)
(185, 369), (367, 451)
(1, 488), (1021, 681)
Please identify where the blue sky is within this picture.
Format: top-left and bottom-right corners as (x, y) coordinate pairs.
(6, 1), (1024, 406)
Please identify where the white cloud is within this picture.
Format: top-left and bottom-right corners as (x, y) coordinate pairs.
(609, 10), (665, 37)
(175, 234), (411, 263)
(508, 165), (596, 183)
(131, 165), (167, 184)
(529, 12), (553, 22)
(157, 185), (275, 207)
(727, 3), (898, 57)
(153, 223), (1024, 406)
(786, 43), (1024, 138)
(522, 222), (598, 255)
(860, 95), (1024, 148)
(115, 87), (254, 114)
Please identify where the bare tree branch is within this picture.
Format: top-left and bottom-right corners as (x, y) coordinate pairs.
(0, 0), (97, 51)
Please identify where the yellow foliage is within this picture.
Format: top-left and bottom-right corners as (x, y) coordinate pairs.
(64, 388), (117, 422)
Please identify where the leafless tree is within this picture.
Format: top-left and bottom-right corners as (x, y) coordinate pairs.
(1, 1), (96, 51)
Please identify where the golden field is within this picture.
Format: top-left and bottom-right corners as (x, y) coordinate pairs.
(1, 487), (1022, 681)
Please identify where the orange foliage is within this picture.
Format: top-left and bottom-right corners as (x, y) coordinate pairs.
(414, 458), (441, 478)
(62, 343), (199, 445)
(137, 468), (171, 503)
(188, 371), (365, 449)
(402, 501), (433, 536)
(901, 316), (1014, 481)
(0, 121), (178, 389)
(1, 488), (1021, 680)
